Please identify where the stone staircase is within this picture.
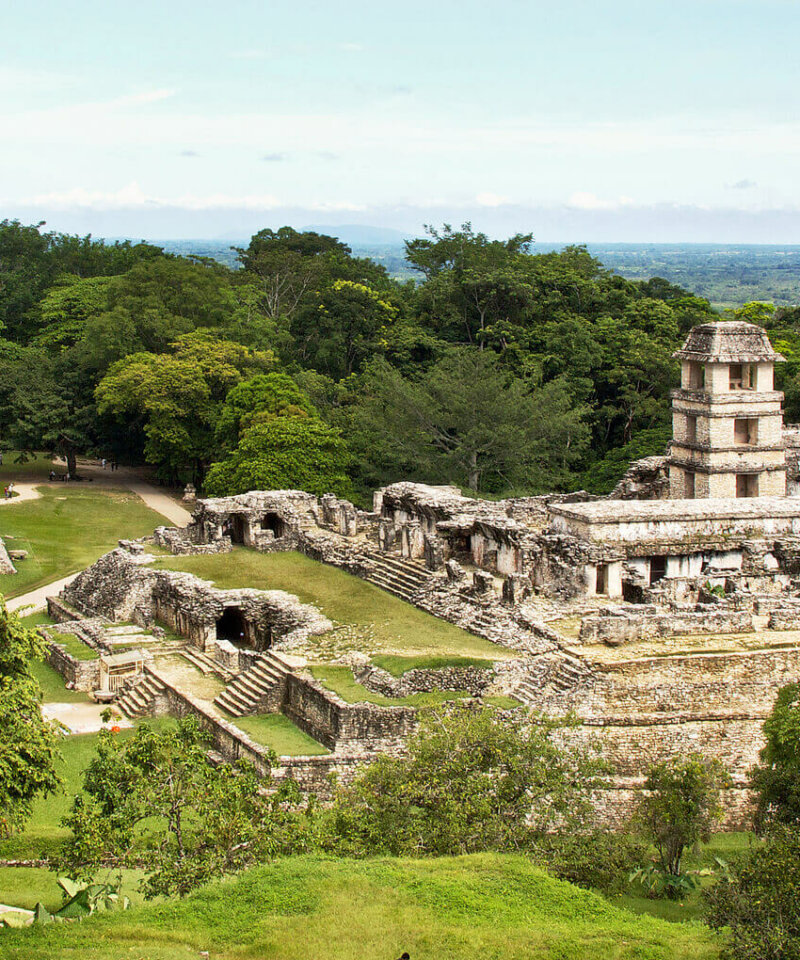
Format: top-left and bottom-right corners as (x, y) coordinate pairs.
(213, 652), (292, 717)
(513, 656), (594, 706)
(116, 672), (167, 718)
(365, 553), (430, 602)
(180, 646), (234, 681)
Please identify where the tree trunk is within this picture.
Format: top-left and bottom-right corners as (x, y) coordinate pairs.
(468, 451), (479, 492)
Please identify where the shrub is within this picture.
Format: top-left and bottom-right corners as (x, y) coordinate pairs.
(705, 826), (800, 960)
(750, 682), (800, 832)
(634, 753), (730, 898)
(535, 831), (648, 894)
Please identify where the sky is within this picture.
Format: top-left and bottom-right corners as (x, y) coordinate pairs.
(2, 0), (800, 242)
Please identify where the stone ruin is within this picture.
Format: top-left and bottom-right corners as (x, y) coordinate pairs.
(0, 536), (16, 575)
(43, 320), (800, 824)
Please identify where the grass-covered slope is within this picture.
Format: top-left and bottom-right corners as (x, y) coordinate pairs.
(1, 853), (720, 960)
(150, 548), (510, 660)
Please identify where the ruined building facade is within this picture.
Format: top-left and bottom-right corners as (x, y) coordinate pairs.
(46, 320), (800, 824)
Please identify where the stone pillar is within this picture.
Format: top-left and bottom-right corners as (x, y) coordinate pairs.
(423, 534), (444, 571)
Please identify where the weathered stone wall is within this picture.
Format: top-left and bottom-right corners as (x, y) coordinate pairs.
(0, 537), (16, 575)
(45, 642), (100, 691)
(578, 607), (754, 644)
(282, 673), (417, 751)
(353, 662), (495, 698)
(61, 546), (333, 652)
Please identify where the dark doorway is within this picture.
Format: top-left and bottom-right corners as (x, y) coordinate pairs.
(216, 607), (250, 647)
(261, 512), (286, 537)
(596, 564), (607, 595)
(649, 556), (667, 585)
(225, 514), (247, 544)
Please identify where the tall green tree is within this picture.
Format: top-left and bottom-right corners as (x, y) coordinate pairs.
(0, 602), (60, 838)
(750, 682), (800, 831)
(95, 333), (272, 484)
(346, 349), (588, 493)
(59, 717), (313, 899)
(204, 416), (352, 498)
(325, 705), (607, 857)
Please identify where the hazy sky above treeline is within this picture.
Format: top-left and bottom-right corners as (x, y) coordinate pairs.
(3, 0), (800, 242)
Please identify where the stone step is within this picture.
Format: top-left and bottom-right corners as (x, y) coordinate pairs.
(215, 690), (253, 717)
(371, 562), (428, 588)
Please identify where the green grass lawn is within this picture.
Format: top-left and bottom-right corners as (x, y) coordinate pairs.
(228, 712), (330, 755)
(0, 852), (722, 959)
(617, 832), (753, 923)
(29, 660), (90, 703)
(372, 653), (495, 675)
(0, 452), (58, 481)
(0, 867), (151, 914)
(0, 486), (165, 599)
(46, 632), (98, 660)
(150, 549), (511, 660)
(0, 720), (176, 862)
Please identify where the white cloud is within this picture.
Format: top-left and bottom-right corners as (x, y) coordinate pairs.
(476, 192), (509, 207)
(9, 183), (367, 213)
(567, 192), (635, 210)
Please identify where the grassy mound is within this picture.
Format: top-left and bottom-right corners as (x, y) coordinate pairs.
(150, 549), (511, 660)
(0, 853), (720, 959)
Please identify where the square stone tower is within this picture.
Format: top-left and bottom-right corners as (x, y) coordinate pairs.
(669, 321), (786, 499)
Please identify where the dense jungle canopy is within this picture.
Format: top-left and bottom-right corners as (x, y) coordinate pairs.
(3, 218), (800, 502)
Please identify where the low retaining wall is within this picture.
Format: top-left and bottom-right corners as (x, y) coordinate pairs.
(353, 662), (494, 698)
(45, 642), (100, 692)
(579, 608), (754, 645)
(282, 673), (416, 751)
(47, 597), (81, 623)
(146, 667), (374, 797)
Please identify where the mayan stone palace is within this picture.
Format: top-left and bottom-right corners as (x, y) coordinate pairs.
(31, 320), (800, 823)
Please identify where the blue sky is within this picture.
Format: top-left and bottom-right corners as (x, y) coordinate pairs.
(2, 0), (800, 240)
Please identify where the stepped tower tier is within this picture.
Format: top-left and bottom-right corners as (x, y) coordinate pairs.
(669, 321), (786, 499)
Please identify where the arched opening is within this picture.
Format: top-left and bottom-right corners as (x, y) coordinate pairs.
(215, 607), (250, 647)
(260, 512), (286, 537)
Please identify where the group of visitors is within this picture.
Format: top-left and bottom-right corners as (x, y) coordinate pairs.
(100, 457), (119, 471)
(3, 482), (15, 499)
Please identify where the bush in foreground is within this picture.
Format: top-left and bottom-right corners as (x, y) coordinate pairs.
(705, 827), (800, 960)
(324, 704), (609, 857)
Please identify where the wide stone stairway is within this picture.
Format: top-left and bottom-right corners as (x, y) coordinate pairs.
(213, 652), (293, 717)
(365, 552), (430, 602)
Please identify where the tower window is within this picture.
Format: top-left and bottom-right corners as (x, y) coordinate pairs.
(736, 473), (759, 498)
(734, 418), (757, 445)
(684, 471), (696, 498)
(685, 415), (697, 442)
(649, 556), (667, 584)
(687, 362), (704, 389)
(730, 363), (755, 390)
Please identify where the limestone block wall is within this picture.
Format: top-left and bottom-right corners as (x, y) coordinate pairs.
(530, 648), (800, 722)
(45, 642), (100, 691)
(353, 662), (495, 698)
(282, 673), (417, 751)
(578, 608), (754, 645)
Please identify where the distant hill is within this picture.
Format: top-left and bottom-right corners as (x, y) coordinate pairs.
(143, 234), (800, 306)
